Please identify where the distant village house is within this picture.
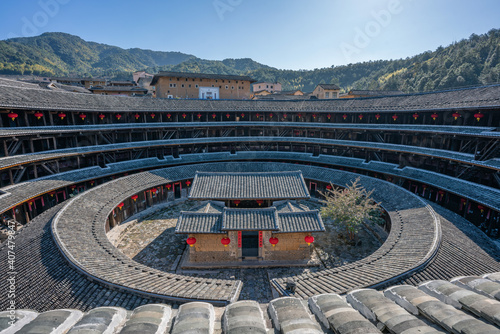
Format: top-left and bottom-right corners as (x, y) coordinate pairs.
(151, 71), (255, 100)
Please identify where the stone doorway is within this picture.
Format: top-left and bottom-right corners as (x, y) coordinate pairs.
(241, 231), (259, 258)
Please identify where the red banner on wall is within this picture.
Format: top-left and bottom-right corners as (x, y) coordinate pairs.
(237, 231), (242, 248)
(258, 231), (263, 248)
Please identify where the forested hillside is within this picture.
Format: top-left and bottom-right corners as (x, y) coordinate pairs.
(1, 29), (499, 92)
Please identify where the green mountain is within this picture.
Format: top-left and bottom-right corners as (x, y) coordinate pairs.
(1, 29), (499, 92)
(0, 32), (195, 77)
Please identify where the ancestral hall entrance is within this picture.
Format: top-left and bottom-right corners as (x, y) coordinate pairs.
(241, 231), (259, 258)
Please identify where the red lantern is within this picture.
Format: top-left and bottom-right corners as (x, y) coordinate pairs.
(131, 194), (139, 201)
(117, 202), (124, 210)
(212, 113), (217, 119)
(186, 237), (196, 247)
(297, 113), (302, 118)
(412, 113), (419, 120)
(234, 200), (241, 206)
(49, 191), (56, 197)
(283, 113), (287, 119)
(312, 114), (317, 119)
(89, 180), (95, 186)
(186, 180), (191, 187)
(342, 114), (348, 120)
(58, 112), (66, 120)
(150, 113), (156, 119)
(8, 112), (18, 121)
(98, 114), (105, 120)
(182, 113), (187, 119)
(34, 112), (43, 119)
(305, 235), (314, 246)
(326, 185), (332, 190)
(116, 114), (122, 120)
(431, 113), (438, 121)
(226, 113), (230, 118)
(79, 114), (86, 120)
(197, 113), (202, 119)
(166, 184), (172, 190)
(478, 205), (485, 213)
(269, 237), (279, 247)
(151, 188), (158, 194)
(221, 237), (231, 247)
(327, 114), (331, 119)
(358, 114), (363, 120)
(256, 200), (264, 206)
(241, 113), (245, 118)
(70, 185), (76, 190)
(256, 113), (261, 118)
(375, 114), (381, 121)
(392, 115), (398, 121)
(134, 113), (140, 119)
(438, 190), (445, 199)
(167, 113), (171, 118)
(452, 112), (461, 120)
(269, 113), (273, 119)
(474, 112), (484, 122)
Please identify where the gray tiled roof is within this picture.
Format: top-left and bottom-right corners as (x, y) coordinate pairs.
(175, 212), (223, 234)
(151, 71), (256, 85)
(188, 171), (310, 200)
(176, 205), (323, 233)
(317, 84), (340, 90)
(276, 210), (325, 233)
(222, 207), (279, 231)
(2, 78), (499, 112)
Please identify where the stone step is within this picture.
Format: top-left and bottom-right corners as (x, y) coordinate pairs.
(347, 288), (445, 333)
(66, 307), (127, 334)
(385, 285), (500, 334)
(268, 297), (323, 334)
(170, 302), (214, 334)
(118, 304), (172, 334)
(452, 276), (500, 302)
(222, 300), (267, 334)
(12, 309), (83, 334)
(308, 293), (381, 334)
(419, 280), (500, 328)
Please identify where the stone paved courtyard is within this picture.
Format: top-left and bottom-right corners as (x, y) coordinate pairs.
(113, 200), (386, 303)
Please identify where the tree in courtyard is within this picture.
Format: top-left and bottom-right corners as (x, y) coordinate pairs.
(320, 177), (382, 241)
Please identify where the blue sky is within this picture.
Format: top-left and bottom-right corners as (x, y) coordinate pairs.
(1, 0), (499, 70)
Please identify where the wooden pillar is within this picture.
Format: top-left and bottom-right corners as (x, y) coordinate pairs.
(3, 140), (9, 157)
